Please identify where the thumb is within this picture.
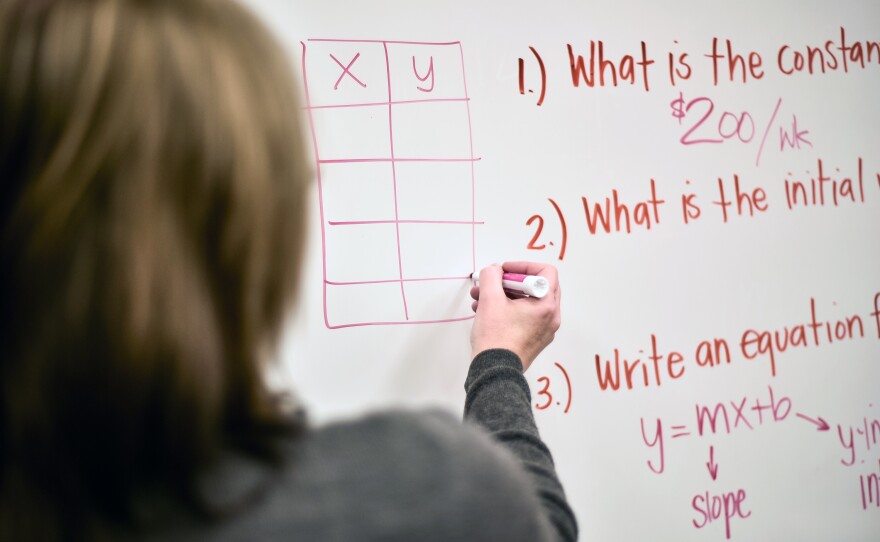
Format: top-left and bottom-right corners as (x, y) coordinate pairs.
(476, 265), (507, 306)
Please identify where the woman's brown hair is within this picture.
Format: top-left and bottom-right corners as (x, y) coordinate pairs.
(0, 0), (310, 537)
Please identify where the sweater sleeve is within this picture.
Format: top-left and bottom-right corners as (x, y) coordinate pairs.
(463, 349), (578, 542)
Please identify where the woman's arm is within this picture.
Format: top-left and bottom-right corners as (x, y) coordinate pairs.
(464, 349), (577, 542)
(465, 263), (577, 541)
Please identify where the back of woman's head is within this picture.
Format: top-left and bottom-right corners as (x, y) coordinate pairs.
(0, 0), (309, 537)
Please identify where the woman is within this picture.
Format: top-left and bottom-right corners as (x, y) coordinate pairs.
(0, 0), (576, 540)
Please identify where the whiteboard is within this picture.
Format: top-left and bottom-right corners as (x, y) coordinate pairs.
(245, 1), (880, 540)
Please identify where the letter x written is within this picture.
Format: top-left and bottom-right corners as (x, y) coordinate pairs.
(330, 52), (367, 90)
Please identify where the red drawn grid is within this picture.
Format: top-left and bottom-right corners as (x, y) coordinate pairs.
(300, 39), (481, 329)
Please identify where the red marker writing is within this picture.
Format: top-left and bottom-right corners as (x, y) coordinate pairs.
(471, 271), (549, 298)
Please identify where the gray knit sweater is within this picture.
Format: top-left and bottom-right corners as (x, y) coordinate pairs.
(141, 349), (577, 541)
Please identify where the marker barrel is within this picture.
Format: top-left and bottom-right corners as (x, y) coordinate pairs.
(472, 272), (549, 298)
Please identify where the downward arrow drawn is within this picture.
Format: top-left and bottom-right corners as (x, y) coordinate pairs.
(706, 446), (719, 481)
(796, 413), (830, 431)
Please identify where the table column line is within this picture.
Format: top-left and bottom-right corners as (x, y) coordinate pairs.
(299, 41), (334, 330)
(383, 41), (409, 320)
(458, 42), (477, 274)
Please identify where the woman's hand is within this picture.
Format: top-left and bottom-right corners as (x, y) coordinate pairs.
(469, 262), (561, 371)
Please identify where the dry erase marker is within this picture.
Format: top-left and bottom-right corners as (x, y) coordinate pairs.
(471, 271), (549, 298)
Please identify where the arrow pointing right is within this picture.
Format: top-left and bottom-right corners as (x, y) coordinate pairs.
(796, 413), (830, 431)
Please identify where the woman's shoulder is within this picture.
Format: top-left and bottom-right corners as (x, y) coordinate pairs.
(280, 409), (550, 540)
(297, 408), (524, 498)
